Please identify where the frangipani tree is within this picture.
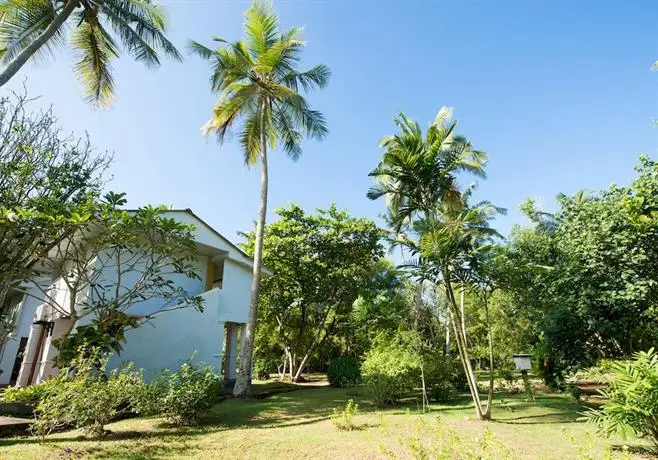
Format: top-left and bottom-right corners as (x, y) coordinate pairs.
(190, 0), (329, 397)
(0, 0), (181, 106)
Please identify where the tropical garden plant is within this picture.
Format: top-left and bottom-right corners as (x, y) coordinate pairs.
(585, 348), (658, 453)
(190, 0), (329, 397)
(367, 107), (502, 419)
(0, 0), (181, 106)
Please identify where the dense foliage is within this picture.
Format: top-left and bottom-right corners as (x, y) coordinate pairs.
(585, 348), (658, 452)
(0, 90), (109, 351)
(327, 356), (361, 388)
(30, 350), (142, 437)
(497, 157), (658, 379)
(135, 361), (222, 426)
(247, 204), (384, 381)
(361, 337), (420, 406)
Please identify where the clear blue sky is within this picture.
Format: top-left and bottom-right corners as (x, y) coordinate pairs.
(6, 0), (658, 243)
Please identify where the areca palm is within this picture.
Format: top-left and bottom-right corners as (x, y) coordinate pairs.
(367, 106), (487, 233)
(0, 0), (181, 106)
(416, 201), (503, 420)
(190, 0), (329, 397)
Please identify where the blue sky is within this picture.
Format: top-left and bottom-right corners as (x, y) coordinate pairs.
(6, 0), (658, 244)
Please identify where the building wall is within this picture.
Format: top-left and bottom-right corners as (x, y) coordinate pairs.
(3, 211), (257, 384)
(0, 292), (43, 385)
(105, 257), (252, 381)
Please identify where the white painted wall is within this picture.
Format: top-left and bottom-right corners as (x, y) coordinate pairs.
(0, 292), (42, 385)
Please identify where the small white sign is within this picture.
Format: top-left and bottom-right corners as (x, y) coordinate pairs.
(513, 354), (532, 371)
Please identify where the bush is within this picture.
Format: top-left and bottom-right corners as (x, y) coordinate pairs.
(135, 361), (221, 426)
(331, 399), (359, 431)
(2, 381), (57, 406)
(327, 356), (361, 388)
(423, 354), (468, 402)
(585, 348), (658, 453)
(253, 356), (279, 380)
(362, 340), (419, 406)
(31, 350), (143, 437)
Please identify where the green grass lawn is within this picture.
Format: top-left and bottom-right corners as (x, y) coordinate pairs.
(0, 383), (653, 459)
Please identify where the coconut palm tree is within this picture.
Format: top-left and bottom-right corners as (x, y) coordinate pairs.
(0, 0), (181, 106)
(189, 0), (329, 397)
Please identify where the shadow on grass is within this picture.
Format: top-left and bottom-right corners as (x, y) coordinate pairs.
(610, 444), (657, 457)
(0, 425), (216, 459)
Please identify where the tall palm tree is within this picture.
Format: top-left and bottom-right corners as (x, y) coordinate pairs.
(367, 107), (487, 233)
(416, 201), (503, 420)
(368, 108), (503, 420)
(190, 0), (329, 397)
(0, 0), (181, 106)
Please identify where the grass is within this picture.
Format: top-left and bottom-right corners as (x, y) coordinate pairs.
(0, 381), (653, 459)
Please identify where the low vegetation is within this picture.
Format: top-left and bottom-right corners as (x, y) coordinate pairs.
(1, 383), (652, 459)
(585, 348), (658, 454)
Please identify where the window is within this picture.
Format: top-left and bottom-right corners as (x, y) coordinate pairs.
(205, 257), (224, 290)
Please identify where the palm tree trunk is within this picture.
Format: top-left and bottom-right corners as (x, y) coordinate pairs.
(0, 0), (79, 88)
(483, 291), (495, 420)
(460, 285), (467, 346)
(413, 278), (423, 329)
(445, 276), (484, 419)
(233, 106), (269, 398)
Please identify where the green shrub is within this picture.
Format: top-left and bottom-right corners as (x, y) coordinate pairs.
(327, 356), (361, 388)
(423, 354), (467, 402)
(362, 340), (419, 406)
(584, 348), (658, 453)
(331, 399), (359, 431)
(568, 383), (583, 401)
(2, 380), (57, 406)
(135, 361), (221, 426)
(31, 350), (143, 437)
(253, 356), (279, 380)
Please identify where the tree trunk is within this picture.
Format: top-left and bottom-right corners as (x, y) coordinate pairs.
(445, 316), (450, 355)
(0, 278), (12, 353)
(292, 352), (310, 382)
(445, 276), (483, 419)
(0, 0), (79, 88)
(233, 106), (269, 398)
(413, 279), (423, 329)
(460, 285), (467, 348)
(482, 291), (495, 420)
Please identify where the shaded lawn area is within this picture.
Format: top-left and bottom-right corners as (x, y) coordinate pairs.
(0, 383), (652, 459)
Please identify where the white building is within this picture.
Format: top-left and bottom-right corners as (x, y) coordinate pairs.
(0, 210), (255, 386)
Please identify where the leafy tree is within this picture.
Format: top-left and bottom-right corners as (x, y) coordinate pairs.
(499, 157), (658, 378)
(0, 0), (181, 106)
(19, 192), (204, 366)
(0, 89), (109, 352)
(190, 0), (329, 396)
(243, 204), (383, 382)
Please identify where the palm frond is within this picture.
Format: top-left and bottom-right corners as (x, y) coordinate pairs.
(101, 0), (181, 67)
(70, 14), (119, 107)
(243, 0), (278, 59)
(239, 110), (264, 166)
(0, 0), (63, 63)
